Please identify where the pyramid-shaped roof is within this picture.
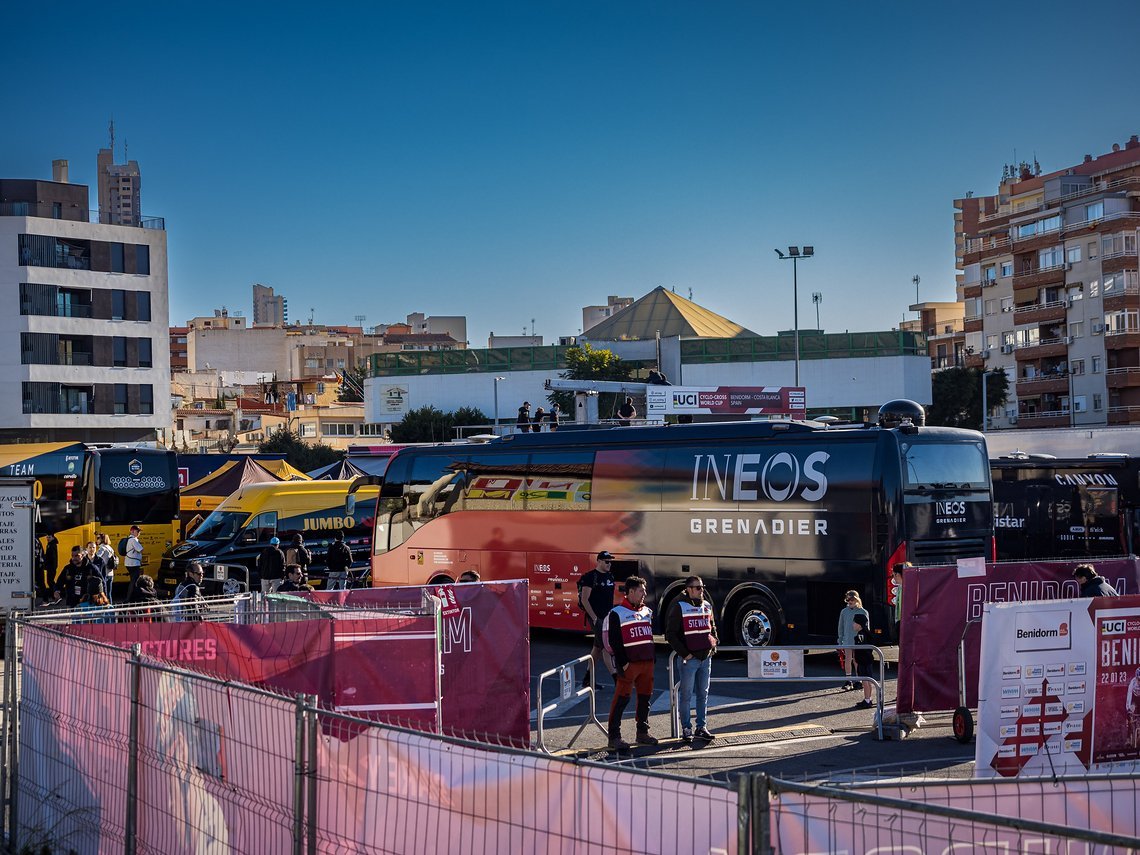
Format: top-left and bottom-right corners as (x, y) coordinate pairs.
(582, 286), (756, 340)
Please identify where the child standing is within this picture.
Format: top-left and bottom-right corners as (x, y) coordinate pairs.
(837, 591), (870, 690)
(852, 613), (875, 708)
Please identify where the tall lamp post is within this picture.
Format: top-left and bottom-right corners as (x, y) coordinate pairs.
(774, 246), (815, 386)
(493, 376), (505, 430)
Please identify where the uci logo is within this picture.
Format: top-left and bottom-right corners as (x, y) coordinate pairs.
(936, 501), (966, 515)
(128, 458), (143, 477)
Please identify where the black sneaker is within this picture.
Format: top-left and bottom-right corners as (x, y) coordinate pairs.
(607, 736), (631, 752)
(636, 731), (659, 746)
(695, 726), (715, 740)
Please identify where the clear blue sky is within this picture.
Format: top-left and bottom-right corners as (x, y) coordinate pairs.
(6, 2), (1140, 344)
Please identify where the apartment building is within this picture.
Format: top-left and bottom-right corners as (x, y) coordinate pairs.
(0, 164), (169, 442)
(955, 136), (1140, 429)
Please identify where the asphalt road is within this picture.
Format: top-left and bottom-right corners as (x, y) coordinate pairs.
(529, 630), (977, 784)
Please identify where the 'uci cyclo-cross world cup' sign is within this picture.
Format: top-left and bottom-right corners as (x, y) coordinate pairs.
(646, 386), (806, 419)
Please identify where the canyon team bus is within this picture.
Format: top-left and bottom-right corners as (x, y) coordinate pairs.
(355, 401), (993, 645)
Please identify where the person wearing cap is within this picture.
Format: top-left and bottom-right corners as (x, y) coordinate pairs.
(257, 535), (287, 594)
(124, 525), (144, 583)
(578, 551), (617, 689)
(325, 529), (354, 590)
(666, 576), (719, 742)
(1073, 563), (1119, 598)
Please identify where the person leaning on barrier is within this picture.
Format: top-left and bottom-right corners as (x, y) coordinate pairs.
(173, 562), (207, 622)
(605, 575), (658, 751)
(1073, 563), (1119, 597)
(665, 576), (718, 742)
(278, 564), (312, 593)
(257, 536), (286, 594)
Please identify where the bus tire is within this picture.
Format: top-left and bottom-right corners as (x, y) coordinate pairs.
(734, 596), (779, 647)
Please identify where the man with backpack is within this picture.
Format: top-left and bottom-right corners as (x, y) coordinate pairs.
(325, 530), (354, 589)
(605, 576), (659, 752)
(578, 550), (617, 689)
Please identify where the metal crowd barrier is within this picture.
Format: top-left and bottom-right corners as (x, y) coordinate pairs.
(667, 644), (888, 742)
(534, 654), (607, 754)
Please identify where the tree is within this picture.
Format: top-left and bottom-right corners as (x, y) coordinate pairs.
(336, 365), (368, 403)
(258, 429), (343, 472)
(390, 406), (454, 443)
(927, 367), (1010, 430)
(546, 343), (632, 420)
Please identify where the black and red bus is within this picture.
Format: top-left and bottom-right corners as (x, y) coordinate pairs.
(358, 414), (992, 645)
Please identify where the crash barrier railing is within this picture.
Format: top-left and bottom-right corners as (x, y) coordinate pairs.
(668, 644), (887, 742)
(2, 619), (740, 854)
(533, 654), (607, 754)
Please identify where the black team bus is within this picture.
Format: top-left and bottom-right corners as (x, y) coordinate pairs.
(356, 400), (993, 646)
(991, 454), (1140, 560)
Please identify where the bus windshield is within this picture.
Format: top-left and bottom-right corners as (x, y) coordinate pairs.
(903, 440), (989, 490)
(189, 511), (248, 541)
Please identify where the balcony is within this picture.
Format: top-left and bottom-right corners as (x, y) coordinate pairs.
(1016, 410), (1070, 429)
(1012, 299), (1068, 326)
(1011, 263), (1067, 293)
(1014, 337), (1070, 360)
(1016, 373), (1070, 396)
(1107, 367), (1140, 389)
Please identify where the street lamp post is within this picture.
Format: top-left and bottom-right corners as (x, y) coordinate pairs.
(774, 246), (815, 386)
(493, 376), (505, 430)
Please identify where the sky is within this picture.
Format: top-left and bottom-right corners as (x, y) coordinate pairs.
(6, 2), (1140, 345)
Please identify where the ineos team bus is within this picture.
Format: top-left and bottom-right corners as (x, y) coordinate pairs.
(992, 455), (1140, 560)
(358, 404), (993, 645)
(0, 443), (179, 581)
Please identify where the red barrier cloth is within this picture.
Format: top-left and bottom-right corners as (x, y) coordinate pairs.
(897, 558), (1140, 714)
(307, 581), (532, 745)
(67, 619), (335, 700)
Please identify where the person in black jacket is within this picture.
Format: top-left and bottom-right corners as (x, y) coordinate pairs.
(258, 537), (287, 593)
(1074, 563), (1119, 597)
(325, 530), (353, 589)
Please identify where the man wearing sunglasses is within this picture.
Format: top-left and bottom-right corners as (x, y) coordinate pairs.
(666, 576), (718, 742)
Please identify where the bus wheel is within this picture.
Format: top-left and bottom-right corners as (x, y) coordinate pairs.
(952, 706), (973, 744)
(734, 597), (777, 647)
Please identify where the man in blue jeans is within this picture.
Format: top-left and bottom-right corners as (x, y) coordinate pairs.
(665, 576), (719, 742)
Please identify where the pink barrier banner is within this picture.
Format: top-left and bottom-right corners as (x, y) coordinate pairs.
(67, 619), (336, 699)
(307, 580), (531, 745)
(897, 557), (1140, 714)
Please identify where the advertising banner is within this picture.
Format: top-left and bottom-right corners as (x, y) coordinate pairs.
(645, 385), (806, 418)
(307, 580), (531, 745)
(975, 595), (1140, 777)
(896, 557), (1140, 714)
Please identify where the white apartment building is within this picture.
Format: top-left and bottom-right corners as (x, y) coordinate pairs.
(0, 170), (170, 442)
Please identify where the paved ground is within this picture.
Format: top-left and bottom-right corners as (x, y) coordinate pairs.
(529, 630), (977, 784)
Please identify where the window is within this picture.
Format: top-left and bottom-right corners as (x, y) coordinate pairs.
(1093, 356), (1102, 373)
(110, 243), (125, 273)
(136, 291), (151, 322)
(139, 384), (153, 415)
(1086, 202), (1104, 222)
(984, 299), (997, 315)
(1093, 394), (1103, 411)
(1001, 262), (1013, 278)
(321, 423), (356, 437)
(114, 384), (128, 415)
(138, 338), (152, 368)
(113, 337), (128, 367)
(1069, 322), (1083, 338)
(111, 289), (126, 320)
(1067, 246), (1082, 264)
(135, 245), (150, 275)
(1071, 359), (1085, 375)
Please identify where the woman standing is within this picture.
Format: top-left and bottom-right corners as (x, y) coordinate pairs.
(837, 591), (870, 691)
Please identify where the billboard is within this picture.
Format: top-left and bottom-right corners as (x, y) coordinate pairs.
(646, 385), (806, 418)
